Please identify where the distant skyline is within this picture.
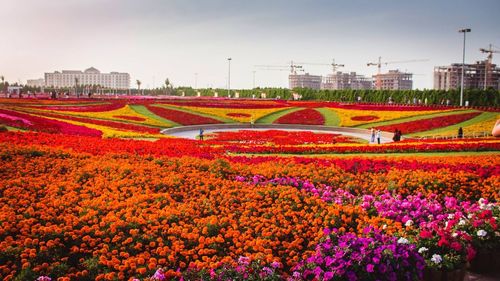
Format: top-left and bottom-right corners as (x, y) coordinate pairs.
(1, 0), (499, 90)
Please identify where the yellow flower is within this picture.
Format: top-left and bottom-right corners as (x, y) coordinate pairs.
(171, 105), (289, 123)
(328, 108), (453, 127)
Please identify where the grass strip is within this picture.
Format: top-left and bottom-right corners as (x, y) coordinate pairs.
(316, 108), (341, 126)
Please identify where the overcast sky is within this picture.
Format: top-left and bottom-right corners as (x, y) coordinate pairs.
(1, 0), (499, 89)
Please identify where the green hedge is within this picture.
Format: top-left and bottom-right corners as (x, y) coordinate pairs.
(175, 87), (500, 107)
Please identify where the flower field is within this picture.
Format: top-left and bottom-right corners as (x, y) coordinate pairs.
(0, 97), (499, 280)
(0, 98), (497, 138)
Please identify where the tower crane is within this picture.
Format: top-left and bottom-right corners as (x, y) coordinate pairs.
(295, 59), (345, 73)
(254, 61), (304, 74)
(367, 57), (429, 89)
(479, 44), (500, 89)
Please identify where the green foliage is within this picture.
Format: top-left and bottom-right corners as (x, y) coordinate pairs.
(172, 87), (500, 107)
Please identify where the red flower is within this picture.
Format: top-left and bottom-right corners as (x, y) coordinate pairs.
(450, 242), (462, 251)
(419, 230), (433, 239)
(466, 246), (476, 262)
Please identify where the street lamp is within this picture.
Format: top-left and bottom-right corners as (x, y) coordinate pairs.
(227, 58), (232, 97)
(458, 28), (471, 106)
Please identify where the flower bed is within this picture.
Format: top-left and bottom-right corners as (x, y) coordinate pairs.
(0, 109), (102, 137)
(375, 112), (482, 134)
(207, 130), (358, 145)
(26, 111), (161, 134)
(146, 105), (222, 125)
(274, 108), (325, 125)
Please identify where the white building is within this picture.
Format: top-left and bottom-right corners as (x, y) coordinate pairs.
(26, 78), (45, 88)
(45, 67), (130, 89)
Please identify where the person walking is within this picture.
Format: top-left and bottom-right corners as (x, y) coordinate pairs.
(199, 128), (204, 141)
(370, 128), (375, 143)
(376, 129), (381, 144)
(457, 127), (463, 139)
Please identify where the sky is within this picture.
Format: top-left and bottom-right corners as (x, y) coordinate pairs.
(1, 0), (499, 90)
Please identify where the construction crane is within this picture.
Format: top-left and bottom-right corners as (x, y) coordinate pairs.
(479, 44), (500, 89)
(367, 57), (429, 89)
(295, 59), (345, 73)
(254, 61), (304, 74)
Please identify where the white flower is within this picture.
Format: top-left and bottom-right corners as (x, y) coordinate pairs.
(397, 237), (409, 244)
(445, 221), (449, 228)
(418, 247), (428, 253)
(431, 254), (442, 264)
(477, 230), (487, 237)
(458, 219), (466, 226)
(448, 214), (454, 220)
(382, 224), (387, 230)
(405, 220), (413, 227)
(467, 214), (473, 219)
(452, 232), (458, 238)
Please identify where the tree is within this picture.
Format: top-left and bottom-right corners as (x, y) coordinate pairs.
(136, 80), (142, 95)
(164, 78), (175, 95)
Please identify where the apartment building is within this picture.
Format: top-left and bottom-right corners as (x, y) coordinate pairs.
(288, 73), (322, 89)
(322, 71), (373, 90)
(434, 61), (500, 90)
(372, 70), (413, 90)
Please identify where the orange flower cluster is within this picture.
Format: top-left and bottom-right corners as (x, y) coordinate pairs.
(0, 144), (381, 280)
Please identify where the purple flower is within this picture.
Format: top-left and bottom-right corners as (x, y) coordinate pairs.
(151, 268), (166, 281)
(324, 271), (334, 280)
(271, 261), (281, 268)
(366, 264), (375, 272)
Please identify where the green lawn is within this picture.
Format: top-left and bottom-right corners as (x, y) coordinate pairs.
(316, 108), (340, 126)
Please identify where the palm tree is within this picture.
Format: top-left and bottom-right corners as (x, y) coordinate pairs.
(136, 80), (141, 95)
(165, 78), (173, 95)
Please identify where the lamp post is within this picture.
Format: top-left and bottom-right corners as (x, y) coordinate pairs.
(458, 28), (471, 106)
(253, 70), (256, 89)
(227, 58), (232, 97)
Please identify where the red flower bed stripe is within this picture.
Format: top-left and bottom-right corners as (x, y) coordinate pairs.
(146, 105), (222, 125)
(375, 112), (482, 134)
(0, 109), (102, 137)
(226, 113), (251, 117)
(27, 111), (159, 134)
(351, 115), (379, 121)
(27, 102), (126, 112)
(274, 109), (325, 125)
(0, 131), (214, 158)
(208, 130), (356, 145)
